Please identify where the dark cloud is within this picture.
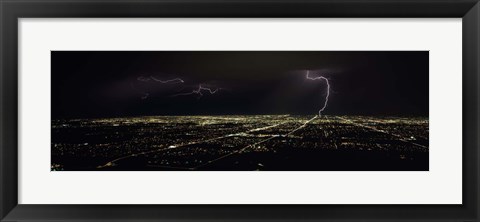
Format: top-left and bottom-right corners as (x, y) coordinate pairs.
(52, 51), (428, 118)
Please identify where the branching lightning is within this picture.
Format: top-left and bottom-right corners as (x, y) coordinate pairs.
(150, 76), (184, 84)
(306, 70), (330, 117)
(137, 76), (184, 84)
(135, 75), (224, 100)
(134, 76), (185, 99)
(171, 84), (223, 99)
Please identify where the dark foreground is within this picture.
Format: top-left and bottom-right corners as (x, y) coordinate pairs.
(51, 115), (429, 171)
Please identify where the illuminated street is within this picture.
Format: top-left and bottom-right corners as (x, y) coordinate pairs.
(51, 115), (428, 171)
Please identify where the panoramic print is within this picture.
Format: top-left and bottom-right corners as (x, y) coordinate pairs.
(51, 51), (429, 171)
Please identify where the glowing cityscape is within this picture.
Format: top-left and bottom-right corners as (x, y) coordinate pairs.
(52, 115), (428, 171)
(51, 51), (429, 171)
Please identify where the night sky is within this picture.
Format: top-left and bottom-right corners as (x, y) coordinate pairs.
(52, 51), (428, 119)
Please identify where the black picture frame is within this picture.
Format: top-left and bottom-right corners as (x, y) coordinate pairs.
(1, 0), (479, 221)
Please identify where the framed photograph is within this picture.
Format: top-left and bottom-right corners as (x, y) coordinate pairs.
(1, 0), (478, 221)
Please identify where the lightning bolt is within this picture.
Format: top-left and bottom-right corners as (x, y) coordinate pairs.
(137, 76), (184, 84)
(306, 70), (330, 117)
(171, 84), (223, 99)
(150, 76), (184, 84)
(134, 76), (185, 100)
